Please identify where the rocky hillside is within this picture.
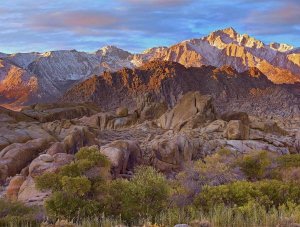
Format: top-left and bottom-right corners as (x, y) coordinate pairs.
(62, 61), (300, 118)
(0, 28), (300, 109)
(0, 91), (299, 208)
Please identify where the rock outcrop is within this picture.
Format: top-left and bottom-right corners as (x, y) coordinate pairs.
(5, 175), (26, 201)
(100, 140), (142, 177)
(136, 92), (168, 121)
(79, 111), (139, 130)
(158, 92), (216, 131)
(21, 103), (100, 122)
(224, 120), (249, 140)
(0, 138), (52, 182)
(149, 132), (195, 173)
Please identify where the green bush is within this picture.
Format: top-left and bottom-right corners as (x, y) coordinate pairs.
(58, 147), (110, 177)
(59, 162), (82, 177)
(0, 199), (39, 226)
(61, 176), (91, 196)
(105, 178), (130, 216)
(45, 192), (100, 220)
(276, 154), (300, 168)
(236, 151), (273, 180)
(194, 148), (239, 183)
(75, 147), (110, 168)
(35, 146), (111, 220)
(35, 172), (62, 191)
(270, 154), (300, 182)
(106, 166), (171, 222)
(194, 180), (300, 211)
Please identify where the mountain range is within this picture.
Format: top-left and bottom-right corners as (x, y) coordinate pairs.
(0, 27), (300, 111)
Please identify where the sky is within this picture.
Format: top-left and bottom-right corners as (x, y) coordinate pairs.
(0, 0), (299, 53)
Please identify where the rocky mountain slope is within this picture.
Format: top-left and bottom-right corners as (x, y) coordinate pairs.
(62, 61), (300, 118)
(135, 27), (300, 84)
(0, 59), (39, 109)
(0, 46), (133, 109)
(0, 28), (300, 109)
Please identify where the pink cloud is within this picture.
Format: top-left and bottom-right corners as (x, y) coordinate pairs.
(245, 2), (300, 25)
(29, 10), (120, 31)
(120, 0), (191, 7)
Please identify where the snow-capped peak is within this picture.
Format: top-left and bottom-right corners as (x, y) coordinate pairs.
(269, 42), (294, 52)
(142, 46), (168, 55)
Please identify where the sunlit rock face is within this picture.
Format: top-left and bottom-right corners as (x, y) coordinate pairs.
(139, 27), (300, 84)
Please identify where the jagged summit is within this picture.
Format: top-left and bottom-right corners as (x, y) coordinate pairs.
(215, 27), (238, 38)
(138, 27), (300, 84)
(204, 27), (264, 49)
(97, 45), (131, 55)
(269, 42), (294, 52)
(142, 47), (168, 55)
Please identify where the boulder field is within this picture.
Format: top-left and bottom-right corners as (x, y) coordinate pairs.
(0, 92), (299, 205)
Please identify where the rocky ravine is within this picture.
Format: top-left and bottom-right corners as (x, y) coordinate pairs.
(0, 91), (299, 205)
(1, 27), (300, 109)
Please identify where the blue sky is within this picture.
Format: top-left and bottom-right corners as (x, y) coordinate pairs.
(0, 0), (299, 53)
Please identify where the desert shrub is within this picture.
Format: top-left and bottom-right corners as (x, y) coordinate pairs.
(45, 192), (100, 220)
(0, 199), (39, 225)
(35, 172), (62, 191)
(104, 178), (130, 216)
(59, 162), (82, 177)
(194, 181), (261, 211)
(271, 154), (300, 182)
(194, 148), (239, 184)
(276, 154), (300, 168)
(57, 147), (110, 178)
(61, 176), (91, 196)
(194, 180), (300, 211)
(129, 165), (170, 213)
(278, 167), (300, 183)
(106, 166), (171, 223)
(236, 150), (273, 180)
(35, 146), (111, 220)
(169, 149), (241, 208)
(75, 147), (110, 168)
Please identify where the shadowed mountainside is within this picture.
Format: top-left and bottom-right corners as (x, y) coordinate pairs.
(62, 61), (300, 118)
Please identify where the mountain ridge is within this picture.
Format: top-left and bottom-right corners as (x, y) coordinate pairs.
(61, 61), (300, 118)
(0, 27), (300, 109)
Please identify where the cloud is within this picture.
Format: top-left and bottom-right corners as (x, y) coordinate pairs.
(246, 3), (300, 25)
(0, 0), (299, 53)
(119, 0), (191, 7)
(244, 0), (300, 35)
(28, 10), (120, 31)
(0, 8), (9, 14)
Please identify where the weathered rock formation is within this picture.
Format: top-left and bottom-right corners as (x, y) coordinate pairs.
(100, 140), (142, 177)
(157, 92), (215, 130)
(0, 90), (298, 207)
